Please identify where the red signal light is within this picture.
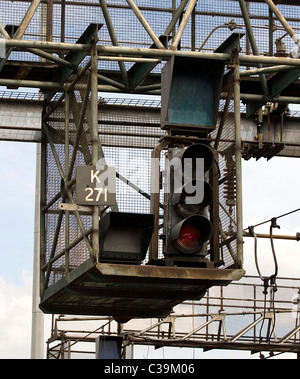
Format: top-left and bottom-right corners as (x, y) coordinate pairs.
(177, 224), (202, 253)
(171, 215), (213, 255)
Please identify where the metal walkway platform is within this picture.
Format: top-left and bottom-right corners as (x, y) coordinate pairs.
(40, 258), (244, 323)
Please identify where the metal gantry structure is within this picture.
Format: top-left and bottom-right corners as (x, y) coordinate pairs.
(0, 0), (300, 359)
(46, 275), (300, 359)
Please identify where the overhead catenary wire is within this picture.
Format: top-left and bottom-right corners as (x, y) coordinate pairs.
(251, 218), (280, 351)
(250, 219), (279, 285)
(247, 212), (285, 348)
(244, 207), (300, 232)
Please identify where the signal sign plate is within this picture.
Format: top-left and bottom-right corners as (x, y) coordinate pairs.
(76, 166), (116, 206)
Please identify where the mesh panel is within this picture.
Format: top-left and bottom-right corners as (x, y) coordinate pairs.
(1, 0), (300, 63)
(212, 71), (238, 267)
(45, 73), (93, 286)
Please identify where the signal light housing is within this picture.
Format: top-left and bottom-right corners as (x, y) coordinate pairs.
(161, 56), (225, 131)
(172, 179), (213, 217)
(99, 212), (154, 264)
(164, 143), (219, 267)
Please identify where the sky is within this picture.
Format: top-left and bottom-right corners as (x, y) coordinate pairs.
(0, 138), (299, 359)
(0, 141), (36, 358)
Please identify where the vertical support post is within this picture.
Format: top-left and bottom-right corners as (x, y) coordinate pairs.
(40, 117), (47, 297)
(149, 147), (161, 262)
(61, 0), (66, 43)
(171, 0), (177, 40)
(41, 2), (47, 44)
(31, 144), (45, 359)
(191, 4), (196, 51)
(233, 51), (243, 269)
(210, 150), (220, 264)
(269, 7), (274, 57)
(149, 140), (168, 261)
(91, 34), (100, 262)
(47, 0), (53, 42)
(253, 284), (257, 342)
(64, 92), (70, 277)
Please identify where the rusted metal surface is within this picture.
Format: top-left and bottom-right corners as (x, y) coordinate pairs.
(96, 262), (244, 282)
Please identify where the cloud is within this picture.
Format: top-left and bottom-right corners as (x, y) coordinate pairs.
(242, 156), (300, 278)
(0, 270), (32, 358)
(0, 142), (36, 212)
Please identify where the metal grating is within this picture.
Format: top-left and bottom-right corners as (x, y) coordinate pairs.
(211, 71), (238, 268)
(1, 1), (300, 66)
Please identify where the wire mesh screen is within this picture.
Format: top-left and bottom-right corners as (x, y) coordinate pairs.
(104, 147), (152, 213)
(98, 103), (162, 148)
(44, 72), (163, 286)
(1, 0), (300, 65)
(211, 71), (238, 268)
(45, 73), (94, 286)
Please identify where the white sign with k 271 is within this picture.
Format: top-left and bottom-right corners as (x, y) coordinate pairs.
(76, 166), (116, 206)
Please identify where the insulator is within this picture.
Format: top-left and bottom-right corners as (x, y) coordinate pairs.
(223, 160), (236, 207)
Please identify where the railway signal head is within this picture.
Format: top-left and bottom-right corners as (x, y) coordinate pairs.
(164, 143), (215, 264)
